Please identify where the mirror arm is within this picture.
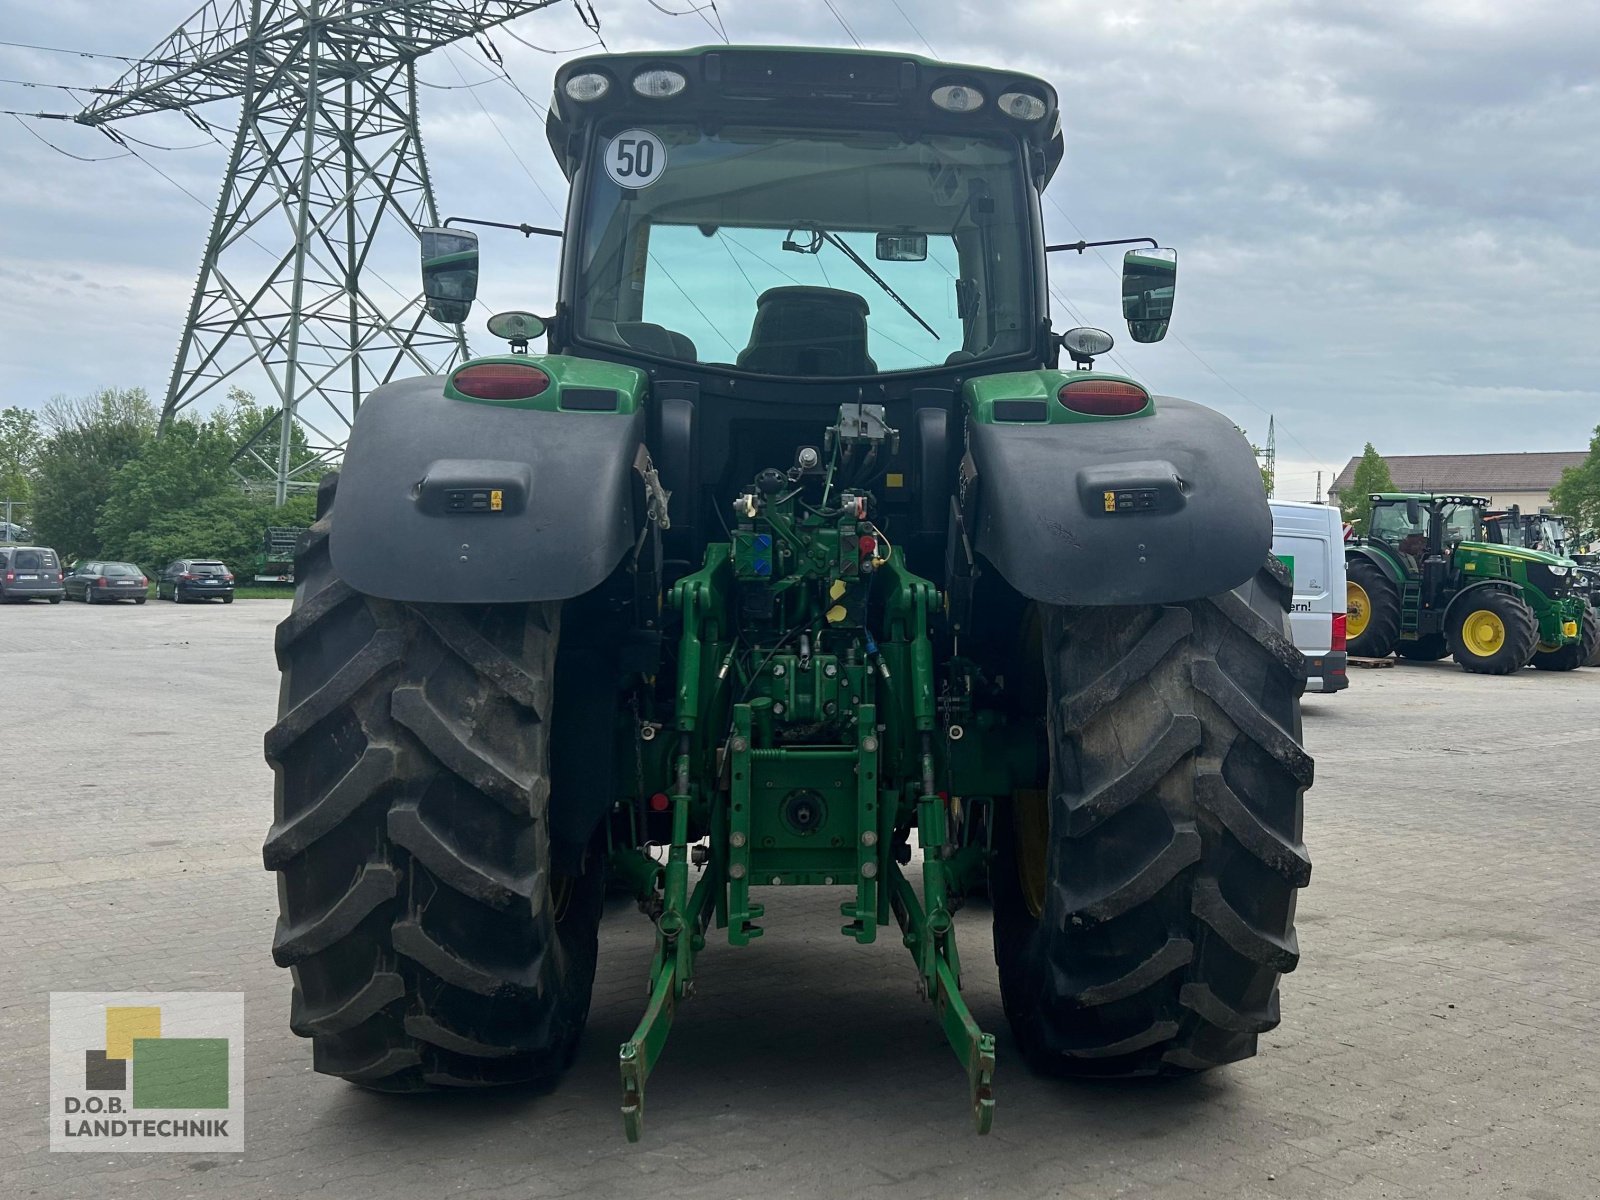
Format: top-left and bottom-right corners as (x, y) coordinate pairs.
(443, 216), (562, 240)
(1046, 236), (1159, 255)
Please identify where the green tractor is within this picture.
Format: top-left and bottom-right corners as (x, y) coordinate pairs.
(263, 46), (1312, 1139)
(1345, 493), (1594, 673)
(1487, 508), (1600, 667)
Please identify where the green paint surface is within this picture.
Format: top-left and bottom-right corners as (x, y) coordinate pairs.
(964, 369), (1154, 425)
(132, 1038), (229, 1110)
(444, 353), (647, 412)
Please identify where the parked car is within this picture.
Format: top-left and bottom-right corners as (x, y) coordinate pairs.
(65, 561), (149, 604)
(1270, 499), (1348, 693)
(0, 545), (65, 603)
(157, 559), (236, 603)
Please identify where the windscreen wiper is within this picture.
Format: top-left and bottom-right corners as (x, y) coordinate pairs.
(789, 225), (939, 340)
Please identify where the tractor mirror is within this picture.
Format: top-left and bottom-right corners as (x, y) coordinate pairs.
(876, 232), (927, 262)
(1406, 499), (1422, 526)
(1122, 247), (1177, 343)
(419, 227), (479, 325)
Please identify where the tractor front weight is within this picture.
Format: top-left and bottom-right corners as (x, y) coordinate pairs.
(617, 411), (1011, 1140)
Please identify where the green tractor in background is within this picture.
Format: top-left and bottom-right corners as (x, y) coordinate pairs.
(263, 46), (1312, 1139)
(1345, 493), (1595, 673)
(1485, 507), (1600, 666)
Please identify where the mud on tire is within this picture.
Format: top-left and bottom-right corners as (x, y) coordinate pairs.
(263, 473), (603, 1090)
(991, 559), (1312, 1076)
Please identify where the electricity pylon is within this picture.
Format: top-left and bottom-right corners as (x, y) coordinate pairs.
(77, 1), (562, 503)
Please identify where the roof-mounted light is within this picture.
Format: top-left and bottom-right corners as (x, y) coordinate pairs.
(931, 84), (984, 113)
(997, 91), (1046, 121)
(632, 68), (688, 99)
(563, 72), (610, 102)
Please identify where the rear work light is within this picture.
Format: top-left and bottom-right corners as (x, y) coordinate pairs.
(451, 362), (552, 401)
(1057, 378), (1150, 416)
(997, 91), (1047, 121)
(563, 72), (610, 102)
(931, 83), (983, 113)
(632, 68), (687, 99)
(1331, 613), (1348, 652)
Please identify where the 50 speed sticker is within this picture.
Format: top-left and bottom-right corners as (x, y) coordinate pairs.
(604, 129), (667, 188)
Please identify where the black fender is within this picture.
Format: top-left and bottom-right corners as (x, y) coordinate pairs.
(330, 376), (645, 603)
(965, 396), (1269, 606)
(1345, 544), (1405, 586)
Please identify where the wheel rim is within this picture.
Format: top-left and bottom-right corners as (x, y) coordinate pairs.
(1346, 581), (1370, 638)
(1461, 610), (1507, 656)
(1013, 788), (1049, 920)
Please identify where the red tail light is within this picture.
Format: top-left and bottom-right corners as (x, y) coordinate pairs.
(4, 571), (13, 582)
(97, 577), (109, 588)
(180, 573), (195, 581)
(1057, 378), (1150, 416)
(56, 572), (64, 582)
(1331, 613), (1347, 652)
(451, 362), (551, 401)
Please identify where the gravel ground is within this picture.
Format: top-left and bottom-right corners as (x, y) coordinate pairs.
(2, 598), (1597, 1198)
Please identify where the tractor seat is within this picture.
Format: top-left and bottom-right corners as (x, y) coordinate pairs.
(616, 321), (698, 362)
(736, 286), (875, 377)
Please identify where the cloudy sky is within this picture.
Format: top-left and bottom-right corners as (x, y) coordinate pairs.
(2, 0), (1597, 500)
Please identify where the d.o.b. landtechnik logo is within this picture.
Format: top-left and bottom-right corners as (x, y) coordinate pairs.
(49, 992), (244, 1152)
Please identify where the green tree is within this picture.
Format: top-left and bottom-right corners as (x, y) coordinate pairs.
(96, 415), (238, 558)
(1339, 443), (1396, 532)
(31, 388), (158, 558)
(116, 488), (317, 577)
(0, 406), (42, 526)
(1233, 425), (1272, 495)
(213, 386), (322, 494)
(1550, 424), (1600, 537)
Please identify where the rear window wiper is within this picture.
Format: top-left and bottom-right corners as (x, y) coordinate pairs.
(787, 224), (940, 340)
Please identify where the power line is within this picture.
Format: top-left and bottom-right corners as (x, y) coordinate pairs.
(645, 0), (729, 43)
(888, 0), (937, 55)
(0, 75), (118, 95)
(442, 46), (562, 216)
(820, 0), (864, 48)
(9, 114), (130, 160)
(0, 37), (141, 63)
(498, 26), (605, 56)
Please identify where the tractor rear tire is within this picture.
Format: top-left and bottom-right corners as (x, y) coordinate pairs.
(1395, 633), (1449, 661)
(1531, 608), (1600, 672)
(263, 473), (603, 1091)
(991, 559), (1312, 1077)
(1344, 559), (1400, 659)
(1447, 590), (1537, 675)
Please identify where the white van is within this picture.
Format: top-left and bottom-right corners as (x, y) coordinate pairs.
(1269, 500), (1348, 693)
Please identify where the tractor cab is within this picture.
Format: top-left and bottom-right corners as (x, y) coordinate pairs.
(1362, 493), (1483, 602)
(1482, 506), (1525, 547)
(413, 46), (1191, 583)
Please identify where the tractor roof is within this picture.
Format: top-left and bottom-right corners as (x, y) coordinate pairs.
(545, 45), (1063, 184)
(1369, 492), (1491, 506)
